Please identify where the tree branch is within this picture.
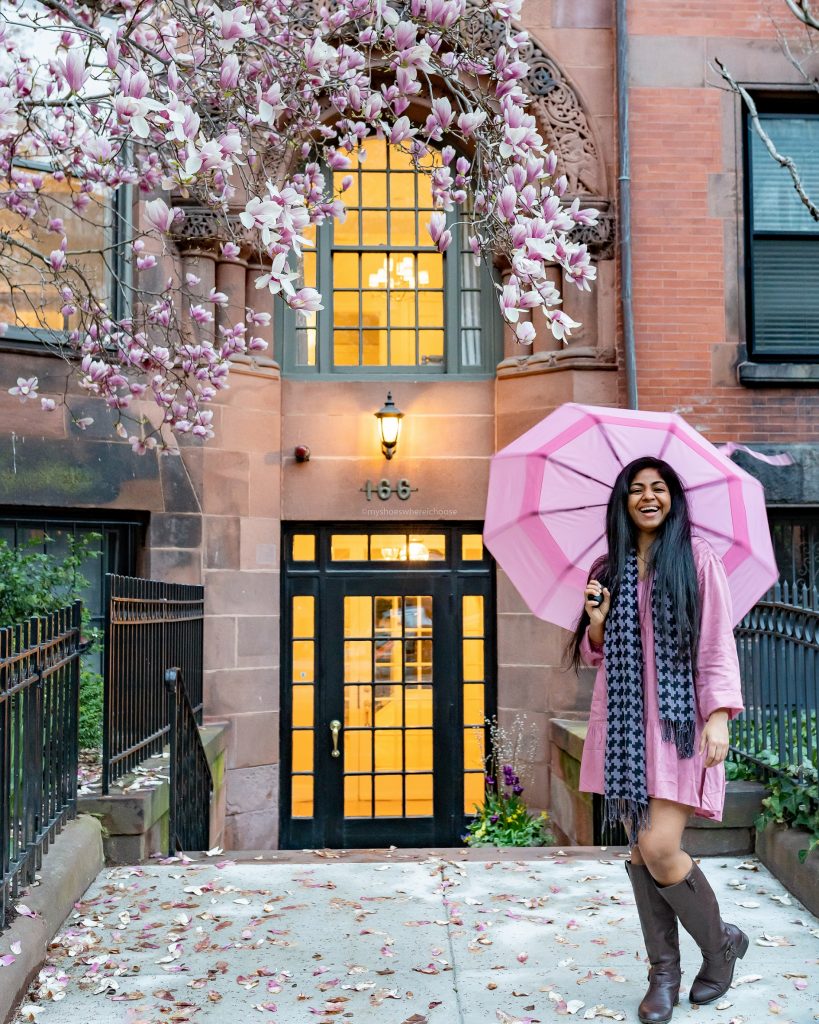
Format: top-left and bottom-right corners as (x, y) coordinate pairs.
(784, 0), (819, 31)
(714, 58), (819, 222)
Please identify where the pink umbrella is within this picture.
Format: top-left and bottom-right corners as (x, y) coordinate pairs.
(483, 403), (779, 630)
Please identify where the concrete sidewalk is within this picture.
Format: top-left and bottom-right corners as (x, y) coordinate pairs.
(6, 848), (818, 1024)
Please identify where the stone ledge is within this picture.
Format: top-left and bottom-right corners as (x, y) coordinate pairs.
(1, 815), (103, 1024)
(737, 360), (819, 386)
(77, 723), (228, 863)
(496, 349), (618, 378)
(755, 821), (819, 918)
(551, 718), (589, 763)
(685, 779), (766, 829)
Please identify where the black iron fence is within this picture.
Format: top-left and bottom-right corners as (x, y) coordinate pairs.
(103, 575), (204, 794)
(1, 603), (83, 930)
(165, 668), (212, 854)
(732, 581), (818, 774)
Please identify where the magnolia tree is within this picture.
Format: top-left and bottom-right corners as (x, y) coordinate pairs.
(0, 0), (598, 449)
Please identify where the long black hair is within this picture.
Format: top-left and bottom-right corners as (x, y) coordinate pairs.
(565, 456), (701, 672)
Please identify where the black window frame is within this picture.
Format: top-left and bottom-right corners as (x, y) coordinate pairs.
(743, 94), (819, 364)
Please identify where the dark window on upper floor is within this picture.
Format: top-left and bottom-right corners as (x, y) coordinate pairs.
(744, 99), (819, 362)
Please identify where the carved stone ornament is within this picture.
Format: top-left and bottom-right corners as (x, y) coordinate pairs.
(278, 0), (608, 199)
(570, 203), (614, 259)
(169, 206), (255, 259)
(459, 0), (607, 198)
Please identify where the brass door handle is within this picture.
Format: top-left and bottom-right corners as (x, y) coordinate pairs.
(329, 719), (341, 758)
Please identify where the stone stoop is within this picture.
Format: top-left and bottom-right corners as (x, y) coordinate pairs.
(77, 723), (228, 864)
(549, 718), (766, 854)
(682, 779), (767, 856)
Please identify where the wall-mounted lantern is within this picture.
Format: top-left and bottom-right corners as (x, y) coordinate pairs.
(375, 391), (403, 461)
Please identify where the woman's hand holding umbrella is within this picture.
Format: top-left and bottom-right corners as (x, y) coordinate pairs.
(584, 580), (610, 646)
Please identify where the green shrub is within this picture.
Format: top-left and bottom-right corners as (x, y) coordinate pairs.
(0, 535), (97, 625)
(755, 759), (819, 863)
(78, 668), (104, 750)
(0, 534), (103, 751)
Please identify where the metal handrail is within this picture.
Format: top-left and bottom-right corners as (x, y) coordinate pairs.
(165, 668), (212, 855)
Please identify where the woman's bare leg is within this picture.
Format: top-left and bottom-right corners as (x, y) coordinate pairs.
(634, 798), (694, 886)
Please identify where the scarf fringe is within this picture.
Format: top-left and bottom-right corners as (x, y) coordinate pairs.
(604, 796), (651, 848)
(659, 717), (695, 759)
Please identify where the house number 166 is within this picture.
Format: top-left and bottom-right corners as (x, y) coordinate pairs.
(361, 478), (417, 501)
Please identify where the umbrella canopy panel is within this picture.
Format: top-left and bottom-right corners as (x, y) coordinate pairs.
(484, 404), (779, 630)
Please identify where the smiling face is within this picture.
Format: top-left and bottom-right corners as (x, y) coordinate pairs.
(627, 466), (672, 536)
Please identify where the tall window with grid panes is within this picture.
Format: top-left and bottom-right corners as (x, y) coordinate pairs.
(277, 138), (500, 375)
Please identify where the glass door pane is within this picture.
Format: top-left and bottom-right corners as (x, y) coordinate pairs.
(343, 594), (434, 818)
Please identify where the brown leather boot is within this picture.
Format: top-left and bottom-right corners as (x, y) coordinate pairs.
(625, 860), (681, 1024)
(654, 860), (749, 1005)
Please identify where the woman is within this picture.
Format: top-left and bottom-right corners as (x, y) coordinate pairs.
(567, 457), (748, 1024)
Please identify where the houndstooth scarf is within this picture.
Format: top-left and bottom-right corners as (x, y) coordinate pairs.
(603, 550), (696, 845)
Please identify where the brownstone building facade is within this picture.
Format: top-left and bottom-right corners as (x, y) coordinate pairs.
(0, 0), (816, 849)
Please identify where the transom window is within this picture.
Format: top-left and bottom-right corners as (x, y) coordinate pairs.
(279, 138), (500, 376)
(746, 102), (819, 359)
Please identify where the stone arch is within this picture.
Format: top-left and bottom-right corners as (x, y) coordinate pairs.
(459, 0), (608, 199)
(254, 5), (614, 256)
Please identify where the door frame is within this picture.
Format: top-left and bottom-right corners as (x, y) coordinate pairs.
(279, 523), (496, 849)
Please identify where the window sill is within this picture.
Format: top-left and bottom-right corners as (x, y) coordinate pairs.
(737, 361), (819, 386)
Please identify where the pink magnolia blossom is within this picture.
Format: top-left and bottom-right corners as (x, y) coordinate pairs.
(289, 288), (324, 312)
(426, 211), (447, 246)
(144, 198), (175, 233)
(548, 309), (582, 342)
(9, 377), (38, 402)
(189, 304), (215, 325)
(0, 0), (601, 448)
(61, 47), (88, 93)
(0, 87), (18, 138)
(219, 54), (241, 91)
(217, 5), (256, 46)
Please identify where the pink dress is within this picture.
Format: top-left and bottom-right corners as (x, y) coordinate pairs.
(578, 537), (745, 820)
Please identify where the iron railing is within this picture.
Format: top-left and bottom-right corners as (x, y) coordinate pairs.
(1, 603), (83, 930)
(103, 575), (204, 794)
(165, 668), (212, 854)
(732, 581), (818, 774)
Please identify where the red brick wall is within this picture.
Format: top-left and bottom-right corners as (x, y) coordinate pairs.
(631, 0), (773, 38)
(627, 0), (819, 441)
